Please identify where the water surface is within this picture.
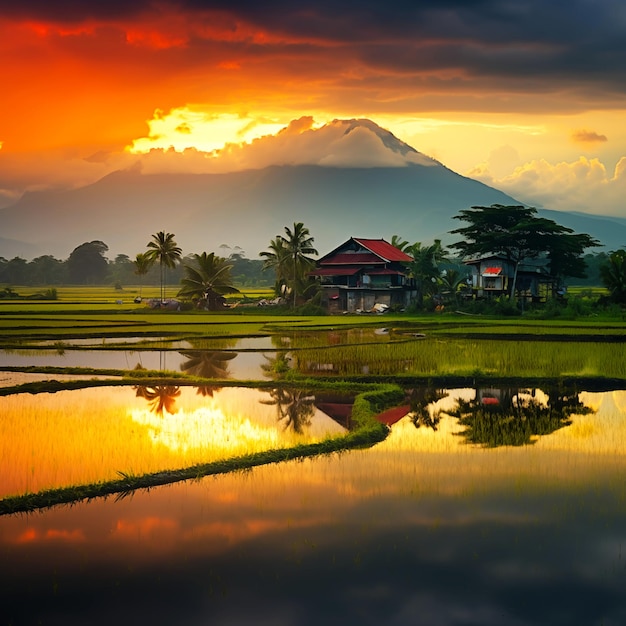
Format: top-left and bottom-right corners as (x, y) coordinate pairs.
(1, 387), (626, 625)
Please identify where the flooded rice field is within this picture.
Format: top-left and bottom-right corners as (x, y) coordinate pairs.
(2, 383), (626, 624)
(2, 324), (626, 625)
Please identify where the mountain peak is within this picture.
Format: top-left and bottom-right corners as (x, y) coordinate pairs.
(271, 117), (439, 169)
(330, 118), (422, 158)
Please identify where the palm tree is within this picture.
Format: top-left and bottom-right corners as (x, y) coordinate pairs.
(145, 231), (182, 303)
(278, 222), (318, 308)
(406, 239), (448, 306)
(600, 249), (626, 303)
(390, 235), (411, 251)
(133, 252), (153, 299)
(177, 252), (239, 309)
(260, 237), (290, 298)
(437, 268), (467, 308)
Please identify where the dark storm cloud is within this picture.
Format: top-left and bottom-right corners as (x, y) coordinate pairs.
(6, 0), (625, 97)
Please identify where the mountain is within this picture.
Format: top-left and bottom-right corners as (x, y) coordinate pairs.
(0, 119), (624, 260)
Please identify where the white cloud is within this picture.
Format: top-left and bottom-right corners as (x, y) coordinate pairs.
(469, 156), (626, 216)
(110, 117), (437, 176)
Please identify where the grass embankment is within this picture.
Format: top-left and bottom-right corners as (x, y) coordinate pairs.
(0, 382), (398, 516)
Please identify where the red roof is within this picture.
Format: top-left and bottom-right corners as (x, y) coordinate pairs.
(320, 252), (383, 266)
(483, 267), (502, 276)
(375, 405), (410, 426)
(353, 238), (413, 262)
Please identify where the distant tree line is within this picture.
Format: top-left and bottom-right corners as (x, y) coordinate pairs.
(2, 205), (626, 311)
(0, 241), (272, 288)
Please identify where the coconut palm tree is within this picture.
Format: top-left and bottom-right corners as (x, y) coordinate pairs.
(260, 236), (290, 298)
(406, 239), (448, 306)
(146, 231), (182, 303)
(278, 222), (318, 308)
(600, 249), (626, 303)
(177, 252), (239, 309)
(390, 235), (411, 251)
(133, 252), (153, 299)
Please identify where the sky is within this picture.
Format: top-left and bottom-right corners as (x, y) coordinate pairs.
(1, 0), (626, 216)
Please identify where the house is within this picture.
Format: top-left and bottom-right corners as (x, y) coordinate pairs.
(309, 237), (416, 313)
(464, 255), (555, 301)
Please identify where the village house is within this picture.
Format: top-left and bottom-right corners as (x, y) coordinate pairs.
(309, 237), (416, 313)
(464, 254), (555, 302)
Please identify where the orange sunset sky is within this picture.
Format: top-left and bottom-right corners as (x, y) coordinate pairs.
(1, 0), (625, 216)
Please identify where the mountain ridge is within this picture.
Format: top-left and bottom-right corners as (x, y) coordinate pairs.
(0, 119), (623, 259)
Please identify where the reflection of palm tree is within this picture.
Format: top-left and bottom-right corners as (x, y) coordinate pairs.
(180, 350), (236, 378)
(179, 349), (236, 396)
(407, 387), (447, 430)
(261, 388), (315, 434)
(449, 386), (593, 447)
(133, 384), (181, 415)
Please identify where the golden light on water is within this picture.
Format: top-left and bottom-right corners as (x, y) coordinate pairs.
(129, 404), (282, 454)
(0, 386), (344, 498)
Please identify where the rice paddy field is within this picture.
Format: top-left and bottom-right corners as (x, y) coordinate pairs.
(2, 288), (626, 625)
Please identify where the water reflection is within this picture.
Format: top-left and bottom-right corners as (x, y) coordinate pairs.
(0, 385), (346, 498)
(179, 350), (236, 379)
(2, 386), (626, 626)
(261, 388), (316, 433)
(449, 385), (594, 447)
(133, 384), (181, 415)
(261, 351), (293, 380)
(407, 386), (448, 430)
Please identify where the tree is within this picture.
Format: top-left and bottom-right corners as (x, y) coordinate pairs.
(28, 255), (66, 284)
(177, 252), (239, 309)
(405, 239), (448, 306)
(2, 257), (29, 285)
(279, 222), (318, 308)
(67, 241), (109, 284)
(437, 268), (467, 307)
(600, 249), (626, 303)
(133, 252), (154, 298)
(260, 237), (290, 297)
(145, 231), (182, 303)
(261, 223), (318, 307)
(449, 205), (599, 299)
(390, 235), (411, 251)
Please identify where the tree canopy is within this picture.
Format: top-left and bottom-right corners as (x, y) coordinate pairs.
(67, 240), (109, 284)
(261, 222), (318, 307)
(449, 205), (600, 297)
(177, 252), (239, 309)
(145, 231), (182, 302)
(600, 249), (626, 303)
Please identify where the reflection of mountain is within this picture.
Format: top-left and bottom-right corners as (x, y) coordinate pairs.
(261, 388), (316, 434)
(449, 386), (594, 447)
(133, 384), (181, 416)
